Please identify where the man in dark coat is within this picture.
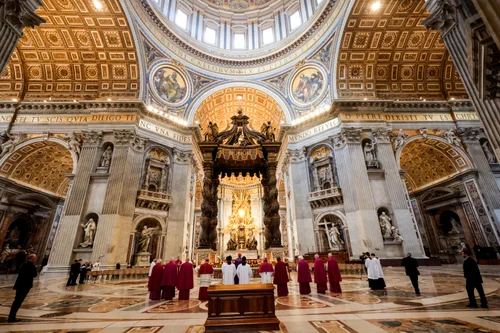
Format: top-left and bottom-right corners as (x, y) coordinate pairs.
(79, 260), (89, 285)
(67, 260), (81, 286)
(8, 254), (37, 322)
(402, 253), (420, 295)
(462, 248), (488, 308)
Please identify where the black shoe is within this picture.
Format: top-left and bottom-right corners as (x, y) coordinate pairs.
(7, 319), (21, 323)
(466, 304), (479, 308)
(480, 304), (489, 308)
(416, 293), (421, 296)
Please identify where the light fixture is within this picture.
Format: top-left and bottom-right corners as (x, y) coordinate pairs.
(236, 95), (243, 100)
(73, 99), (77, 103)
(364, 98), (368, 101)
(238, 209), (245, 218)
(371, 1), (381, 11)
(450, 97), (455, 101)
(195, 120), (199, 124)
(12, 98), (18, 102)
(147, 105), (153, 112)
(107, 98), (112, 102)
(93, 0), (103, 10)
(43, 100), (47, 103)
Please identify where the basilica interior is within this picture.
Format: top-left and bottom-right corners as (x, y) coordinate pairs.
(1, 0), (500, 332)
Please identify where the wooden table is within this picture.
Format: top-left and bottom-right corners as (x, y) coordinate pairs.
(204, 284), (280, 332)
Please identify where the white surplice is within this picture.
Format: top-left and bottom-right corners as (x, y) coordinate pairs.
(236, 264), (253, 284)
(260, 272), (273, 284)
(221, 262), (236, 285)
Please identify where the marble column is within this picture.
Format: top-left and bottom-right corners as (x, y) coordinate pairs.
(373, 128), (425, 257)
(287, 148), (315, 254)
(165, 149), (193, 256)
(424, 0), (500, 161)
(45, 131), (102, 275)
(0, 0), (44, 76)
(332, 128), (383, 257)
(459, 128), (500, 240)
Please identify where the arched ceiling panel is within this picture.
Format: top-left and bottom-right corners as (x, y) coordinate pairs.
(336, 0), (467, 101)
(400, 138), (470, 192)
(0, 141), (73, 197)
(194, 87), (284, 132)
(0, 0), (140, 102)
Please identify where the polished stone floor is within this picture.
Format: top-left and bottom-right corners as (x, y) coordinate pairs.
(1, 265), (500, 332)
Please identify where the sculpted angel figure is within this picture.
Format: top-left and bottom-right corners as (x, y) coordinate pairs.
(260, 121), (276, 142)
(65, 132), (82, 157)
(328, 225), (344, 248)
(481, 140), (497, 164)
(442, 129), (461, 146)
(204, 122), (219, 141)
(79, 218), (97, 248)
(379, 212), (393, 238)
(0, 132), (23, 158)
(393, 129), (408, 151)
(391, 227), (403, 242)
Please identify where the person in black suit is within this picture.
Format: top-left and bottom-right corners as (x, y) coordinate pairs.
(462, 248), (488, 308)
(8, 254), (37, 322)
(402, 252), (420, 295)
(67, 260), (81, 286)
(79, 260), (89, 285)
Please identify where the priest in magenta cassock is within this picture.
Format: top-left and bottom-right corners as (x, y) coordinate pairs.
(273, 257), (289, 296)
(258, 258), (274, 284)
(297, 255), (312, 295)
(177, 259), (194, 300)
(161, 257), (178, 300)
(198, 258), (214, 300)
(234, 253), (243, 284)
(221, 256), (236, 285)
(314, 254), (328, 294)
(326, 253), (342, 293)
(148, 259), (163, 300)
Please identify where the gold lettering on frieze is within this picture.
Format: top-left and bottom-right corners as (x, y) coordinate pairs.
(289, 118), (340, 142)
(11, 113), (137, 124)
(340, 112), (480, 122)
(138, 119), (192, 143)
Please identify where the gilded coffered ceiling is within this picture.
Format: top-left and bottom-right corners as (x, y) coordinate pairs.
(0, 0), (140, 102)
(336, 0), (468, 101)
(194, 87), (284, 133)
(0, 141), (73, 197)
(400, 138), (470, 192)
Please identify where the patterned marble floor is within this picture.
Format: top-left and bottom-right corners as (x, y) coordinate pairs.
(0, 265), (500, 332)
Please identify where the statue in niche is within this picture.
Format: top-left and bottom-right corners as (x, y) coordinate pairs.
(6, 226), (20, 246)
(67, 132), (82, 157)
(99, 146), (113, 168)
(0, 132), (23, 158)
(450, 217), (461, 233)
(226, 229), (238, 251)
(137, 225), (159, 253)
(246, 229), (258, 250)
(393, 129), (408, 151)
(379, 212), (393, 238)
(318, 166), (333, 190)
(481, 140), (497, 164)
(204, 122), (219, 141)
(79, 218), (97, 248)
(260, 121), (276, 142)
(363, 140), (379, 168)
(391, 227), (403, 242)
(442, 129), (461, 146)
(328, 225), (344, 248)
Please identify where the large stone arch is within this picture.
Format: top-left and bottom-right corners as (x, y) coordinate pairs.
(397, 134), (473, 192)
(0, 138), (77, 197)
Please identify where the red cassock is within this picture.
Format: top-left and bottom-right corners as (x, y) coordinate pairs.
(273, 261), (289, 297)
(327, 257), (342, 293)
(258, 262), (274, 273)
(314, 258), (328, 293)
(297, 260), (312, 295)
(148, 263), (163, 300)
(198, 263), (214, 300)
(177, 261), (194, 300)
(161, 262), (178, 300)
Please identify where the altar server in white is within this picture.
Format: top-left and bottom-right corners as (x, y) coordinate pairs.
(236, 256), (253, 284)
(221, 256), (236, 285)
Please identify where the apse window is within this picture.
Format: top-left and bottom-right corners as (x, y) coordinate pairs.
(234, 33), (246, 49)
(204, 27), (217, 45)
(262, 28), (274, 45)
(175, 10), (188, 30)
(289, 11), (302, 31)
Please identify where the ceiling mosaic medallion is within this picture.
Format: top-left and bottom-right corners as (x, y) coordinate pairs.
(289, 65), (326, 107)
(149, 65), (190, 106)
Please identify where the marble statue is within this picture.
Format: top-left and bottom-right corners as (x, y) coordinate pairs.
(226, 230), (238, 251)
(442, 129), (461, 146)
(328, 225), (344, 248)
(0, 133), (23, 158)
(379, 212), (393, 238)
(481, 140), (497, 164)
(0, 245), (11, 263)
(138, 225), (159, 253)
(450, 217), (461, 233)
(67, 132), (82, 157)
(393, 129), (408, 151)
(391, 227), (403, 242)
(260, 121), (276, 141)
(79, 218), (97, 248)
(99, 146), (113, 168)
(363, 141), (378, 167)
(204, 122), (218, 141)
(246, 229), (258, 250)
(419, 128), (428, 138)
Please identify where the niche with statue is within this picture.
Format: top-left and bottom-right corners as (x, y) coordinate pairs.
(308, 145), (337, 192)
(377, 207), (402, 243)
(76, 213), (99, 249)
(141, 148), (171, 192)
(317, 214), (345, 252)
(96, 142), (113, 173)
(362, 138), (380, 169)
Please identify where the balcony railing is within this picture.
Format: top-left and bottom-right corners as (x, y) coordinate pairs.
(308, 187), (343, 208)
(136, 189), (173, 211)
